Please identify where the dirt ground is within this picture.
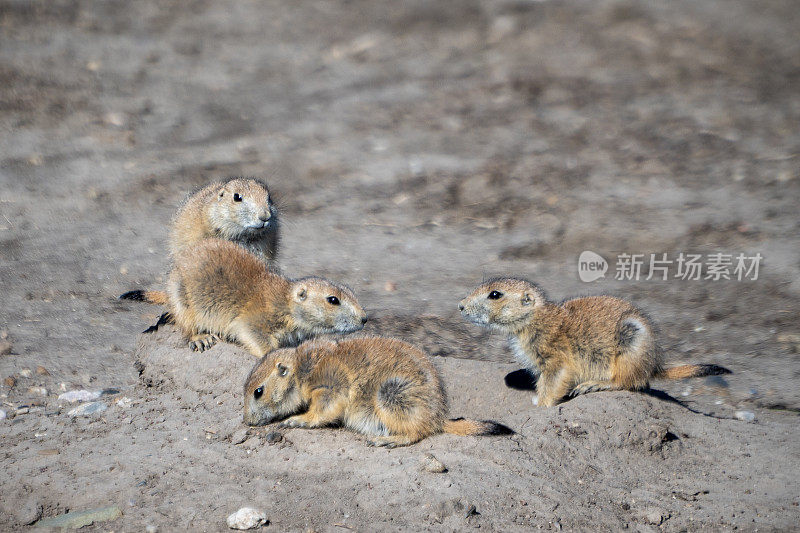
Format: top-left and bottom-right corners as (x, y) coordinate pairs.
(1, 0), (799, 530)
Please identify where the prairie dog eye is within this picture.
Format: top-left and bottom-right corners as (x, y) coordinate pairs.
(488, 290), (503, 300)
(233, 193), (243, 202)
(326, 296), (340, 306)
(253, 386), (264, 399)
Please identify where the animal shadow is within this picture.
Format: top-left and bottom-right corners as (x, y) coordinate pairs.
(504, 369), (538, 391)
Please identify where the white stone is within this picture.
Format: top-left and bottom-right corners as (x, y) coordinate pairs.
(227, 507), (267, 530)
(116, 397), (133, 408)
(735, 410), (755, 422)
(58, 390), (101, 403)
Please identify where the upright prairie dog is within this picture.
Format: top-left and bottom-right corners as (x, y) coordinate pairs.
(243, 337), (514, 448)
(459, 278), (731, 407)
(171, 177), (279, 264)
(121, 239), (366, 355)
(124, 178), (279, 332)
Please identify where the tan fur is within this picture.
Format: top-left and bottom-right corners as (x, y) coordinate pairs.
(155, 238), (366, 355)
(243, 337), (513, 447)
(170, 178), (279, 264)
(139, 290), (169, 306)
(460, 278), (730, 407)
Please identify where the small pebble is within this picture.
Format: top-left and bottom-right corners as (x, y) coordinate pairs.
(384, 281), (397, 292)
(58, 390), (101, 403)
(4, 376), (16, 388)
(145, 525), (158, 533)
(532, 395), (539, 406)
(645, 510), (668, 525)
(420, 453), (448, 473)
(19, 368), (32, 378)
(0, 341), (12, 355)
(0, 409), (6, 420)
(231, 429), (249, 445)
(226, 507), (267, 530)
(67, 401), (107, 417)
(105, 112), (126, 128)
(735, 410), (755, 422)
(265, 431), (283, 444)
(35, 366), (49, 376)
(116, 397), (133, 408)
(681, 386), (693, 397)
(28, 386), (48, 397)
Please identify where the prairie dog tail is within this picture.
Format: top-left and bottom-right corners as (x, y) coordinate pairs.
(655, 364), (731, 380)
(119, 289), (169, 306)
(443, 418), (514, 437)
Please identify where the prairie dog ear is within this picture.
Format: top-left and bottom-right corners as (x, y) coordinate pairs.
(521, 292), (533, 306)
(295, 287), (307, 302)
(218, 188), (226, 199)
(276, 363), (289, 377)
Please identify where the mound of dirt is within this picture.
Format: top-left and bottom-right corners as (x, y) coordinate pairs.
(117, 330), (798, 530)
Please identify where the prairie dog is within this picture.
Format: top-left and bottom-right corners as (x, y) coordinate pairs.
(121, 239), (366, 355)
(459, 278), (731, 407)
(171, 177), (279, 264)
(243, 337), (514, 448)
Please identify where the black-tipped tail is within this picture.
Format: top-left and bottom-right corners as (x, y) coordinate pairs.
(656, 364), (732, 380)
(444, 417), (515, 436)
(120, 290), (146, 301)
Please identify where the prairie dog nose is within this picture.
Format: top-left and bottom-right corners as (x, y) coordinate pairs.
(258, 210), (271, 222)
(458, 303), (465, 311)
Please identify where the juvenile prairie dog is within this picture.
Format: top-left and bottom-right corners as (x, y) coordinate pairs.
(459, 278), (731, 407)
(121, 239), (366, 355)
(122, 178), (279, 332)
(243, 337), (514, 448)
(171, 177), (279, 264)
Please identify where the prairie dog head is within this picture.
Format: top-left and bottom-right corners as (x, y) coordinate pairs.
(459, 278), (547, 333)
(289, 277), (367, 335)
(243, 347), (304, 426)
(208, 178), (277, 238)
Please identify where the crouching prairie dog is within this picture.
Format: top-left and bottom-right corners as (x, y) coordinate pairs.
(243, 337), (514, 448)
(121, 239), (366, 355)
(459, 278), (731, 407)
(171, 177), (280, 264)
